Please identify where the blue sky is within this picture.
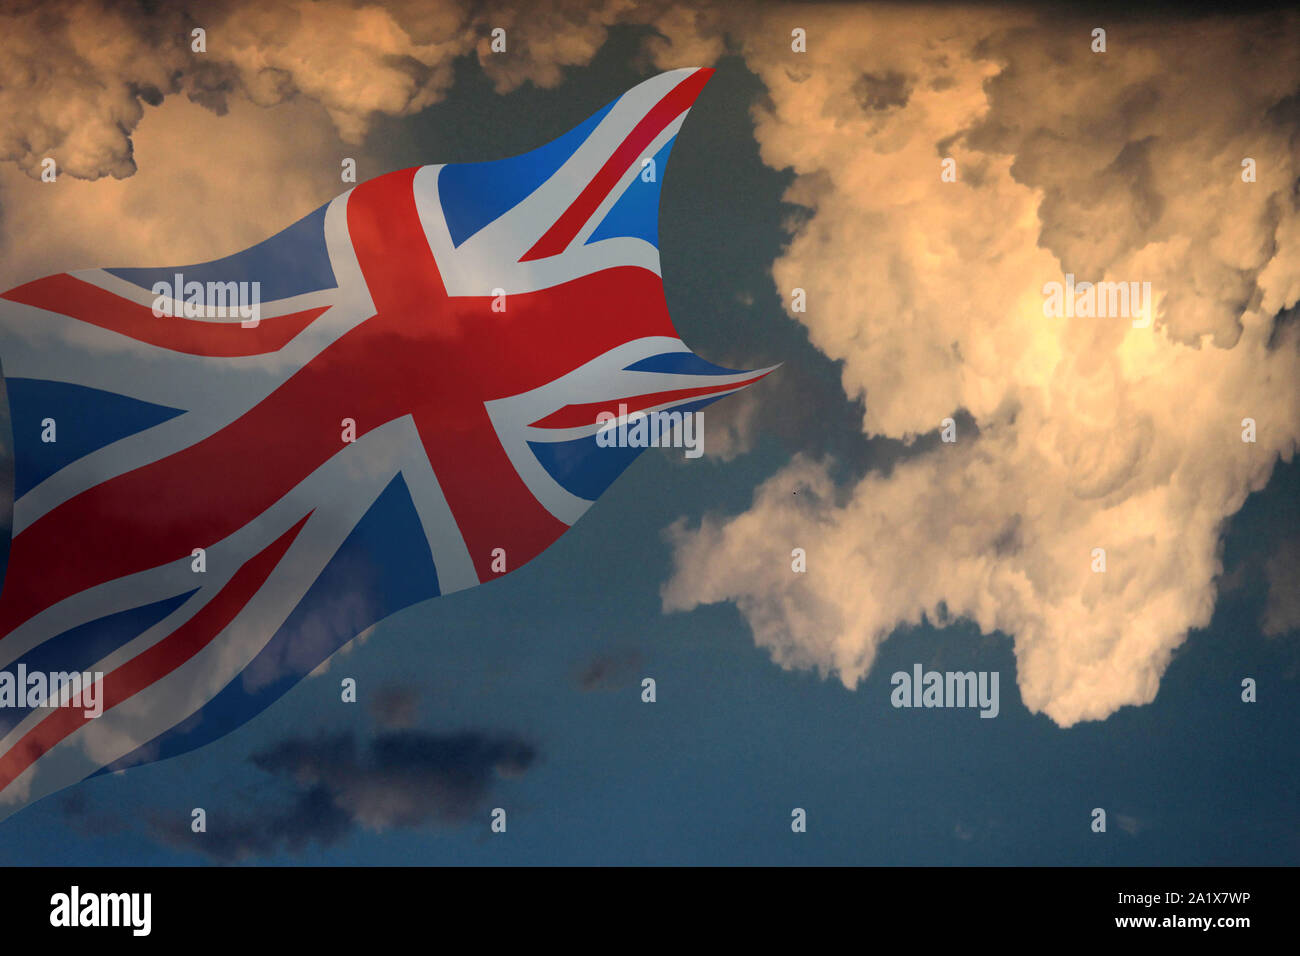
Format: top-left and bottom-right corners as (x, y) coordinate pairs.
(0, 18), (1297, 865)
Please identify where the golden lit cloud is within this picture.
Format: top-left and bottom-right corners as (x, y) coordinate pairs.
(660, 4), (1300, 726)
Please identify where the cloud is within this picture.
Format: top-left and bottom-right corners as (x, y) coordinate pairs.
(369, 682), (421, 728)
(0, 0), (188, 182)
(702, 384), (763, 462)
(0, 92), (351, 290)
(58, 790), (129, 837)
(1263, 536), (1300, 637)
(575, 649), (642, 691)
(153, 728), (535, 860)
(0, 0), (680, 291)
(662, 5), (1300, 726)
(0, 0), (713, 290)
(0, 0), (684, 187)
(1115, 813), (1143, 836)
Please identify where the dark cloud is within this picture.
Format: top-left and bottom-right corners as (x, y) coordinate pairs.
(153, 729), (536, 861)
(1263, 536), (1300, 636)
(369, 683), (421, 729)
(853, 70), (912, 112)
(58, 790), (128, 837)
(576, 649), (642, 692)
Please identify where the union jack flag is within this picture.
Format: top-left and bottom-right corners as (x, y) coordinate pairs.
(0, 67), (772, 818)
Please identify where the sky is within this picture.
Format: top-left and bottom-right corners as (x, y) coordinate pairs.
(0, 0), (1296, 864)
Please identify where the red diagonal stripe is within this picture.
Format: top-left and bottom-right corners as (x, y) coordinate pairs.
(520, 68), (712, 262)
(2, 275), (327, 357)
(0, 515), (308, 795)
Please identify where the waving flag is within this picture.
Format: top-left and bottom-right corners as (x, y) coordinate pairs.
(0, 67), (772, 818)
